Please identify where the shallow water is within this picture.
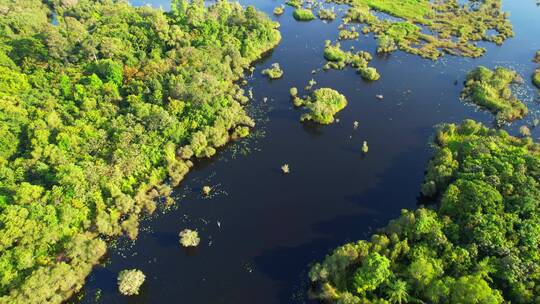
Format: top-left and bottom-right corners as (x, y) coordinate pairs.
(76, 1), (540, 303)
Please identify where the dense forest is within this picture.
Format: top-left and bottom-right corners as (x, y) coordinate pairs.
(0, 0), (280, 302)
(309, 120), (540, 303)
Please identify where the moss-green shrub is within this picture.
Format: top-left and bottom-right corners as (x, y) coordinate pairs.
(261, 63), (284, 79)
(358, 67), (380, 81)
(318, 8), (336, 20)
(300, 88), (348, 124)
(273, 6), (284, 15)
(293, 8), (315, 21)
(533, 69), (540, 89)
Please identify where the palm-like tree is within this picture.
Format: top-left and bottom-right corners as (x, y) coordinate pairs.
(386, 280), (409, 304)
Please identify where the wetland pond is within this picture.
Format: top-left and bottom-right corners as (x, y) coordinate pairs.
(76, 0), (540, 303)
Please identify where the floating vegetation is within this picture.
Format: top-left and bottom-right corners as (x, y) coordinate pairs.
(273, 5), (285, 15)
(299, 88), (348, 124)
(338, 27), (360, 40)
(286, 0), (302, 8)
(353, 121), (359, 129)
(281, 164), (290, 174)
(461, 66), (528, 124)
(337, 0), (514, 60)
(323, 41), (379, 81)
(533, 69), (540, 89)
(293, 8), (315, 21)
(179, 229), (201, 247)
(305, 78), (318, 90)
(519, 125), (531, 137)
(362, 141), (369, 153)
(117, 269), (145, 296)
(317, 8), (336, 20)
(534, 50), (540, 63)
(202, 185), (212, 196)
(261, 63), (284, 79)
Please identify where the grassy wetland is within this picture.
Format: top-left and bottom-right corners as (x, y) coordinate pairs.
(1, 0), (540, 304)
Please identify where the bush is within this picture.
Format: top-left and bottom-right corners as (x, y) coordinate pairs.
(261, 63), (284, 79)
(317, 8), (336, 20)
(118, 269), (145, 296)
(533, 69), (540, 88)
(273, 6), (284, 15)
(293, 8), (315, 21)
(300, 88), (347, 124)
(358, 67), (380, 81)
(179, 229), (200, 247)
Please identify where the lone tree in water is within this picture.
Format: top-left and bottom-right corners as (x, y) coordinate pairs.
(118, 269), (145, 296)
(179, 229), (200, 247)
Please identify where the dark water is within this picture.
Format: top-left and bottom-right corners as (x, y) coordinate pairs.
(76, 1), (540, 303)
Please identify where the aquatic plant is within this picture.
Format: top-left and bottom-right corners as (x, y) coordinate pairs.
(273, 6), (284, 15)
(286, 0), (302, 8)
(534, 50), (540, 63)
(338, 0), (514, 60)
(338, 28), (360, 40)
(179, 229), (201, 247)
(533, 69), (540, 89)
(202, 186), (212, 196)
(519, 125), (531, 137)
(461, 66), (528, 123)
(293, 8), (315, 21)
(309, 120), (540, 303)
(318, 8), (336, 20)
(290, 87), (298, 97)
(118, 269), (145, 296)
(300, 88), (348, 124)
(281, 164), (290, 174)
(359, 67), (380, 81)
(262, 63), (284, 79)
(362, 141), (369, 153)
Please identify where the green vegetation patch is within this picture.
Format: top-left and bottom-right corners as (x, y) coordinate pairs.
(262, 63), (284, 79)
(309, 119), (540, 303)
(0, 0), (280, 302)
(323, 41), (379, 81)
(461, 66), (528, 124)
(534, 69), (540, 89)
(273, 6), (284, 15)
(293, 8), (315, 21)
(339, 0), (514, 60)
(300, 88), (348, 124)
(317, 8), (336, 20)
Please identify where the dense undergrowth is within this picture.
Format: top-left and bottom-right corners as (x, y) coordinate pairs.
(309, 120), (540, 303)
(461, 66), (528, 124)
(0, 0), (280, 302)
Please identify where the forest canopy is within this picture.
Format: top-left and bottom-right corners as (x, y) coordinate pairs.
(0, 0), (280, 302)
(309, 120), (540, 303)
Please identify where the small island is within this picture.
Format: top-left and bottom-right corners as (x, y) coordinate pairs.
(323, 42), (380, 81)
(299, 88), (348, 124)
(262, 63), (284, 79)
(461, 66), (527, 123)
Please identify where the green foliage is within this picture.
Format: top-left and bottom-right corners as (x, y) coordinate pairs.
(462, 66), (528, 123)
(318, 8), (336, 21)
(533, 69), (540, 89)
(0, 0), (280, 302)
(117, 269), (145, 296)
(261, 63), (284, 79)
(293, 8), (315, 21)
(310, 120), (540, 303)
(273, 6), (285, 16)
(323, 42), (379, 81)
(339, 0), (514, 60)
(300, 88), (348, 124)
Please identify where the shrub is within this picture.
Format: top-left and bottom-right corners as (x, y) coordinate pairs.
(300, 88), (348, 124)
(118, 269), (145, 296)
(317, 8), (336, 20)
(358, 67), (380, 81)
(293, 8), (315, 21)
(261, 63), (284, 79)
(179, 229), (200, 247)
(273, 6), (284, 15)
(533, 69), (540, 88)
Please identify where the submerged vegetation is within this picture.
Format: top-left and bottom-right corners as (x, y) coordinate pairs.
(293, 8), (316, 21)
(299, 88), (348, 124)
(117, 269), (145, 296)
(461, 66), (528, 124)
(0, 0), (280, 302)
(337, 0), (514, 60)
(262, 63), (284, 79)
(323, 41), (379, 81)
(309, 120), (540, 303)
